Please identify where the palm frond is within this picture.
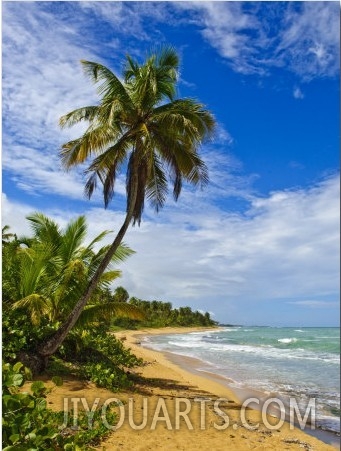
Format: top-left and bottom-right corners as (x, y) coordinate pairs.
(59, 106), (99, 129)
(157, 45), (179, 72)
(98, 270), (122, 285)
(88, 242), (135, 277)
(153, 99), (215, 141)
(75, 302), (145, 329)
(85, 230), (113, 253)
(60, 216), (88, 263)
(150, 126), (209, 191)
(83, 135), (131, 203)
(153, 45), (179, 101)
(12, 294), (51, 325)
(62, 259), (87, 284)
(26, 213), (61, 248)
(80, 60), (134, 111)
(146, 153), (168, 212)
(18, 245), (52, 297)
(60, 124), (115, 169)
(126, 46), (179, 108)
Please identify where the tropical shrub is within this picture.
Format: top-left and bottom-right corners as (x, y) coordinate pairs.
(2, 362), (67, 450)
(2, 362), (117, 450)
(57, 328), (143, 391)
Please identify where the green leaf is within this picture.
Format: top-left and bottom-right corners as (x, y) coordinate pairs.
(24, 367), (33, 380)
(51, 376), (63, 387)
(25, 432), (36, 441)
(8, 373), (24, 387)
(3, 446), (21, 451)
(30, 380), (45, 395)
(12, 362), (23, 373)
(35, 398), (47, 411)
(19, 413), (31, 430)
(9, 434), (20, 444)
(3, 396), (21, 410)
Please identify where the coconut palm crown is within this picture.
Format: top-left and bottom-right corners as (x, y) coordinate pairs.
(60, 46), (215, 224)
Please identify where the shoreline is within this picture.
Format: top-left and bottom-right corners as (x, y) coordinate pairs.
(115, 327), (339, 450)
(44, 326), (339, 450)
(138, 329), (340, 448)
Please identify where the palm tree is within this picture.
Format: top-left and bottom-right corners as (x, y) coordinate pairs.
(11, 213), (142, 329)
(113, 286), (129, 302)
(2, 225), (16, 245)
(37, 46), (215, 364)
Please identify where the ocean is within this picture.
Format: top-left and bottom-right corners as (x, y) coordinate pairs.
(142, 326), (340, 436)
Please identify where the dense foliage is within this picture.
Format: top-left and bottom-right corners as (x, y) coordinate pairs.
(2, 362), (117, 450)
(56, 326), (143, 390)
(112, 291), (217, 329)
(2, 220), (141, 449)
(2, 215), (142, 346)
(2, 217), (142, 419)
(4, 213), (140, 327)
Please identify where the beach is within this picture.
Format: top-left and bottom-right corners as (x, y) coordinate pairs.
(43, 326), (339, 450)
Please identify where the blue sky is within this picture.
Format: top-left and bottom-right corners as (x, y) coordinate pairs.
(2, 1), (340, 326)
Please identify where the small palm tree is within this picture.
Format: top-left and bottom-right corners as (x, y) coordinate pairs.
(37, 46), (215, 364)
(11, 213), (142, 328)
(2, 225), (16, 245)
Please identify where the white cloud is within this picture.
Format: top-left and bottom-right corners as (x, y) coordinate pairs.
(2, 2), (133, 200)
(175, 2), (339, 79)
(2, 194), (35, 237)
(175, 2), (265, 75)
(293, 87), (304, 100)
(276, 2), (340, 79)
(78, 2), (150, 42)
(134, 173), (339, 304)
(287, 300), (339, 309)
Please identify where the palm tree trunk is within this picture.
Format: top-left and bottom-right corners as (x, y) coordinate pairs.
(36, 171), (139, 362)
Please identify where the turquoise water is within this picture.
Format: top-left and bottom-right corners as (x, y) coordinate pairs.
(143, 327), (340, 434)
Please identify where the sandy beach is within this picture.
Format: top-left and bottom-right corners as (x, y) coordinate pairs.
(45, 327), (338, 450)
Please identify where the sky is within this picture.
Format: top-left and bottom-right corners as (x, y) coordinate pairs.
(2, 1), (340, 327)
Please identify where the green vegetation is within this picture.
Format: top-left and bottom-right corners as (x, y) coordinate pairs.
(3, 362), (117, 450)
(2, 215), (143, 380)
(7, 213), (139, 326)
(2, 218), (141, 449)
(2, 213), (143, 373)
(111, 290), (217, 329)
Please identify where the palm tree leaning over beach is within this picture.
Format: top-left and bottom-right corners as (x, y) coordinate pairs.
(36, 46), (215, 368)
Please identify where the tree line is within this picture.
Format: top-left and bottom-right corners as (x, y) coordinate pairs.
(111, 287), (217, 328)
